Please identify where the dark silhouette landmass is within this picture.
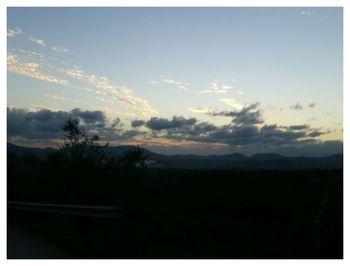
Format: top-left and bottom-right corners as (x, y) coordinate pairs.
(7, 143), (343, 170)
(7, 119), (343, 259)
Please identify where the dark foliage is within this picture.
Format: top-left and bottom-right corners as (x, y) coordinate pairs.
(7, 119), (343, 258)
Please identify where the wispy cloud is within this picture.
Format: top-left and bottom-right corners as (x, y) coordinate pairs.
(237, 91), (244, 95)
(8, 44), (157, 117)
(62, 67), (157, 117)
(44, 94), (80, 103)
(7, 27), (23, 37)
(96, 96), (113, 103)
(29, 37), (46, 47)
(187, 107), (212, 113)
(155, 78), (189, 90)
(290, 103), (303, 110)
(300, 10), (325, 22)
(301, 11), (312, 16)
(198, 80), (232, 94)
(52, 46), (69, 53)
(7, 53), (69, 86)
(219, 98), (245, 110)
(19, 49), (45, 58)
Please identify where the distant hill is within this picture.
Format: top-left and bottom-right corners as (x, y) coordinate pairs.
(7, 143), (56, 159)
(7, 143), (343, 170)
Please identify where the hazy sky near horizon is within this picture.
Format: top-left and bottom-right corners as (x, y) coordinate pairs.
(7, 7), (343, 156)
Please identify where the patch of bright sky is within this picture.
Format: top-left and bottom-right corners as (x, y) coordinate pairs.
(7, 7), (342, 140)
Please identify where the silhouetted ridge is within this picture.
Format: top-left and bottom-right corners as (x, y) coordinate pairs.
(7, 143), (343, 170)
(250, 153), (286, 161)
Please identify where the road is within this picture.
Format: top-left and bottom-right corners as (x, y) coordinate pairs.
(7, 225), (69, 259)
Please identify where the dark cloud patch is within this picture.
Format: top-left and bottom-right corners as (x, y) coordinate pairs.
(135, 103), (333, 150)
(200, 123), (309, 146)
(307, 129), (329, 138)
(111, 118), (121, 128)
(131, 119), (145, 128)
(307, 131), (323, 138)
(7, 108), (140, 143)
(163, 122), (218, 140)
(146, 116), (197, 130)
(8, 108), (71, 140)
(284, 124), (310, 131)
(210, 103), (263, 126)
(71, 108), (105, 126)
(193, 122), (218, 133)
(290, 103), (303, 110)
(146, 117), (328, 148)
(308, 102), (317, 108)
(120, 129), (143, 139)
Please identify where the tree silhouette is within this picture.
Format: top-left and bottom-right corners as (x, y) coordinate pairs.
(59, 117), (108, 165)
(58, 117), (147, 171)
(117, 146), (148, 171)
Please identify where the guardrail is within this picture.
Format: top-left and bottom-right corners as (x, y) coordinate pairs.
(8, 201), (121, 218)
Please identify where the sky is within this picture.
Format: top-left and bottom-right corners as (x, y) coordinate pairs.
(7, 7), (343, 156)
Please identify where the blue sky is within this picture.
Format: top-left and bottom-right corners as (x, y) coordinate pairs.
(7, 7), (343, 155)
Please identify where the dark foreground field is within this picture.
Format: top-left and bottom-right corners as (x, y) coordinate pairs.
(8, 164), (343, 259)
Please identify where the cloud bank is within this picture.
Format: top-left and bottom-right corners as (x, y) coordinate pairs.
(7, 108), (143, 144)
(7, 106), (341, 156)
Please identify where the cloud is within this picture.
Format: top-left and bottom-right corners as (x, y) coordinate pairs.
(7, 28), (23, 37)
(29, 37), (46, 47)
(9, 45), (157, 117)
(197, 81), (232, 94)
(7, 106), (338, 156)
(19, 49), (45, 58)
(210, 103), (263, 126)
(286, 124), (310, 131)
(187, 107), (212, 113)
(140, 114), (328, 149)
(146, 116), (197, 131)
(62, 67), (157, 117)
(307, 130), (323, 138)
(44, 94), (80, 103)
(153, 78), (189, 90)
(131, 120), (146, 128)
(70, 108), (106, 126)
(237, 91), (244, 95)
(96, 96), (113, 103)
(308, 102), (317, 108)
(137, 102), (324, 148)
(161, 121), (218, 139)
(219, 98), (245, 110)
(52, 46), (69, 53)
(7, 54), (18, 65)
(7, 54), (69, 86)
(7, 108), (142, 143)
(290, 103), (303, 110)
(301, 11), (312, 16)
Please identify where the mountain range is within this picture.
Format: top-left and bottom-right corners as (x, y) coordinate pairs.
(7, 143), (343, 170)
